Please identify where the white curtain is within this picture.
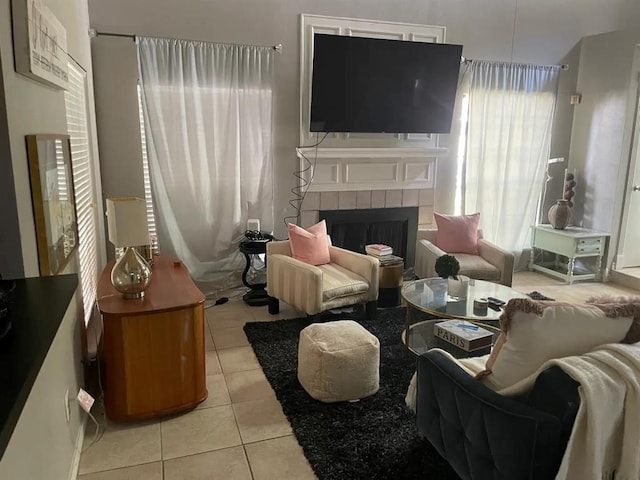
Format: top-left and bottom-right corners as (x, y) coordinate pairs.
(137, 37), (274, 285)
(464, 60), (559, 259)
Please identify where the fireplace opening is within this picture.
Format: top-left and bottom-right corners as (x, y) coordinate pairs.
(319, 207), (418, 268)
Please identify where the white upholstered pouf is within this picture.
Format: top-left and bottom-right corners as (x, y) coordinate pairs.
(298, 320), (380, 403)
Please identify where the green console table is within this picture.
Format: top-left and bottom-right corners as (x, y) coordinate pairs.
(529, 225), (610, 284)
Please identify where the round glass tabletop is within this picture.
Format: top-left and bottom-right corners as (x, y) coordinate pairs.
(401, 278), (527, 321)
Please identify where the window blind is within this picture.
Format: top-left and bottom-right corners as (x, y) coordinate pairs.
(65, 61), (98, 326)
(137, 85), (157, 243)
(55, 141), (68, 202)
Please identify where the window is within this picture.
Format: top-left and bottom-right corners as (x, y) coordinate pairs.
(64, 61), (99, 326)
(454, 93), (469, 215)
(137, 85), (157, 243)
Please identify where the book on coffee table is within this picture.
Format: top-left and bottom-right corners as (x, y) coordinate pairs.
(433, 320), (493, 352)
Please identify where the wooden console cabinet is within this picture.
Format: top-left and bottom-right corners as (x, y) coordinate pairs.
(97, 254), (207, 421)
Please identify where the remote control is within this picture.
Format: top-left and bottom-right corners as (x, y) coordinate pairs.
(488, 302), (502, 312)
(487, 297), (505, 305)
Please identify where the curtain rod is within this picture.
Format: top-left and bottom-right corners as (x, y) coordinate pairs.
(462, 58), (568, 70)
(88, 29), (283, 52)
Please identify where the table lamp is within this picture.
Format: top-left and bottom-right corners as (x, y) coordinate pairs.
(106, 197), (152, 299)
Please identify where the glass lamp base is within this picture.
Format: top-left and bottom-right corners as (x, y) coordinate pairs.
(111, 246), (152, 299)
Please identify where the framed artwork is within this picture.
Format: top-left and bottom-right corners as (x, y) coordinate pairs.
(26, 134), (78, 275)
(11, 0), (69, 90)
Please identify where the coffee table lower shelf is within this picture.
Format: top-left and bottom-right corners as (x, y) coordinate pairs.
(402, 319), (499, 358)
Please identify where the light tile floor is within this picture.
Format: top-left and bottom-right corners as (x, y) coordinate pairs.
(77, 272), (639, 479)
(77, 297), (316, 480)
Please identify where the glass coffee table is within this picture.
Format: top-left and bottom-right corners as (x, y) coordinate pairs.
(401, 278), (527, 357)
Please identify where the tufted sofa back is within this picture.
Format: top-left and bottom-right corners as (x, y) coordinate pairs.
(416, 351), (579, 480)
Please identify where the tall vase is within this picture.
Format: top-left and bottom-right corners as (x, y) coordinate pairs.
(548, 199), (572, 230)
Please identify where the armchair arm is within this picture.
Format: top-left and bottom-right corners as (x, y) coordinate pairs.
(416, 229), (438, 243)
(266, 240), (292, 256)
(478, 238), (514, 286)
(329, 246), (379, 299)
(414, 238), (446, 279)
(417, 350), (565, 480)
(266, 254), (323, 314)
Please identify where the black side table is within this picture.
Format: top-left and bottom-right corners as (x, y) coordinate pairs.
(239, 238), (270, 306)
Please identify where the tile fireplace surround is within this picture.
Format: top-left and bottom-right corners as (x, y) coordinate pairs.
(299, 188), (434, 231)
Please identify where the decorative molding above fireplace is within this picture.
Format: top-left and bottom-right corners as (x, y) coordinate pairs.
(298, 147), (447, 158)
(297, 147), (443, 192)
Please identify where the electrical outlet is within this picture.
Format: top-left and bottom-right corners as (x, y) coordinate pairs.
(77, 388), (95, 413)
(64, 388), (70, 422)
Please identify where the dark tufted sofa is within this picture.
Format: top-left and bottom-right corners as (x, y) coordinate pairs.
(416, 350), (581, 480)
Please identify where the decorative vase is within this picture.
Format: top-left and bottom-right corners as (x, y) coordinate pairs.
(548, 199), (572, 230)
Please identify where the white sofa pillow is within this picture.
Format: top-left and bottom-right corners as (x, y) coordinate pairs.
(483, 299), (635, 391)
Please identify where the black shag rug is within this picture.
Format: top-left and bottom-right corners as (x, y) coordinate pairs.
(243, 308), (461, 480)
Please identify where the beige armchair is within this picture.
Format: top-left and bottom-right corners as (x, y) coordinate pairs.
(266, 239), (379, 320)
(414, 229), (514, 286)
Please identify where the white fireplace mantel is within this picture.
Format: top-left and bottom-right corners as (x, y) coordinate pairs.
(296, 147), (448, 159)
(296, 147), (445, 192)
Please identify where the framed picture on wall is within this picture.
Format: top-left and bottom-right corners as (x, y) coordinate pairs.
(25, 134), (78, 275)
(11, 0), (69, 90)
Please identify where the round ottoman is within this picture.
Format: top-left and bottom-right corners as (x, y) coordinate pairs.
(298, 320), (380, 403)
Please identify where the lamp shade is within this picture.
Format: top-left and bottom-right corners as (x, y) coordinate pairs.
(106, 197), (150, 247)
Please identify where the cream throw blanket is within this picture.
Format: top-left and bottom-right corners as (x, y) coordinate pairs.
(407, 342), (640, 480)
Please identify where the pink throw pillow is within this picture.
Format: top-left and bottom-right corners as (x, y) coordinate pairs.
(434, 212), (480, 254)
(287, 220), (331, 265)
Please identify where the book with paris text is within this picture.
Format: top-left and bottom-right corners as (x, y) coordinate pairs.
(365, 244), (393, 256)
(433, 320), (493, 352)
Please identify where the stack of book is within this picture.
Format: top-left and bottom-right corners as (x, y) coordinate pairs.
(365, 244), (402, 266)
(365, 244), (393, 257)
(378, 255), (403, 266)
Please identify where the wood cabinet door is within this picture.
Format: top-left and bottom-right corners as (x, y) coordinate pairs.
(103, 303), (206, 420)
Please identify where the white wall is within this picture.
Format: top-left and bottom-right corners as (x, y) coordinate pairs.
(87, 0), (640, 240)
(568, 29), (640, 270)
(0, 293), (84, 480)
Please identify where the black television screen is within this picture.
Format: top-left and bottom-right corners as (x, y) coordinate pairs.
(310, 34), (463, 134)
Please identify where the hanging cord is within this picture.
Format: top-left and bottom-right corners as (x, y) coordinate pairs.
(81, 410), (102, 453)
(284, 132), (329, 227)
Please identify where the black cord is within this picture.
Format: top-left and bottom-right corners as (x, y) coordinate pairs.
(283, 132), (329, 226)
(296, 132), (330, 149)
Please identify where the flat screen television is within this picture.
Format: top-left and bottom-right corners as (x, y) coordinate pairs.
(310, 34), (463, 134)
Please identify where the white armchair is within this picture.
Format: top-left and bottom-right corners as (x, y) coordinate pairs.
(266, 239), (379, 320)
(415, 229), (514, 286)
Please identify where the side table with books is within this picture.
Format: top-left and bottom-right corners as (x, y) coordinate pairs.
(365, 244), (404, 308)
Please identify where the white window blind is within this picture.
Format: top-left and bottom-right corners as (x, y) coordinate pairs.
(65, 61), (98, 326)
(137, 85), (157, 243)
(55, 141), (68, 202)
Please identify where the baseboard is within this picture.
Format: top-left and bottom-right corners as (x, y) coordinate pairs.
(68, 414), (86, 480)
(609, 269), (640, 291)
